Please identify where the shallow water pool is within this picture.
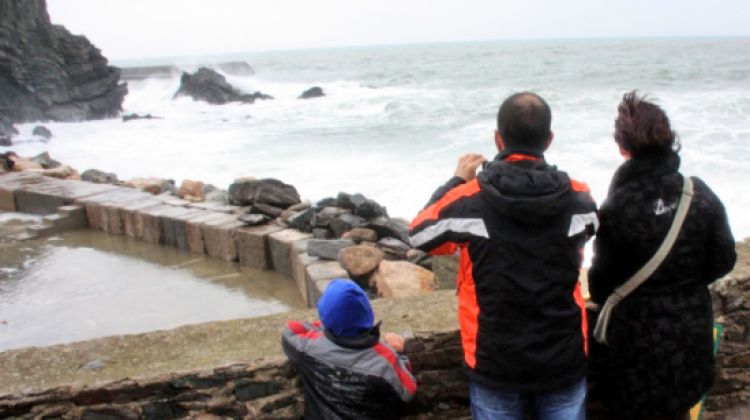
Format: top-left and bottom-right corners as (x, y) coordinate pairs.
(0, 213), (305, 351)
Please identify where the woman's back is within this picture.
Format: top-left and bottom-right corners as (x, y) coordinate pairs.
(588, 91), (736, 419)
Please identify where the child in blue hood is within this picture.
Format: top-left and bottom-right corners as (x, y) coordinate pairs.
(282, 278), (416, 419)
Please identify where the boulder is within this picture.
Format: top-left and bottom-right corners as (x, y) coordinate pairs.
(287, 208), (316, 232)
(337, 192), (366, 211)
(330, 213), (368, 238)
(312, 228), (331, 239)
(122, 113), (161, 122)
(31, 152), (60, 169)
(372, 260), (438, 298)
(203, 184), (227, 203)
(341, 227), (378, 243)
(368, 216), (410, 242)
(288, 200), (312, 212)
(239, 213), (270, 226)
(178, 179), (204, 202)
(298, 86), (325, 99)
(125, 177), (170, 195)
(81, 169), (119, 184)
(339, 245), (384, 277)
(0, 0), (127, 123)
(307, 239), (356, 260)
(173, 67), (271, 105)
(32, 126), (52, 139)
(316, 197), (338, 208)
(251, 203), (285, 218)
(0, 153), (15, 170)
(355, 198), (387, 219)
(9, 154), (42, 171)
(378, 237), (411, 260)
(316, 207), (351, 226)
(228, 178), (301, 208)
(336, 192), (387, 219)
(42, 164), (78, 180)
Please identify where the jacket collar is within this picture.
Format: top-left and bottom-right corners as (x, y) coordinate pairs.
(609, 152), (681, 194)
(324, 321), (381, 349)
(497, 148), (545, 162)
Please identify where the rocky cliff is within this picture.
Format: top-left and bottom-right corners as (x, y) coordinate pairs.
(0, 0), (127, 123)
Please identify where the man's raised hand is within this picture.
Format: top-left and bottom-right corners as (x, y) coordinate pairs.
(454, 153), (487, 181)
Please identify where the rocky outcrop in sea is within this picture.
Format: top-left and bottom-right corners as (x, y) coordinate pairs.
(173, 67), (273, 105)
(0, 0), (127, 123)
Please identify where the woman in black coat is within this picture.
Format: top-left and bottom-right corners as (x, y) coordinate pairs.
(588, 91), (737, 420)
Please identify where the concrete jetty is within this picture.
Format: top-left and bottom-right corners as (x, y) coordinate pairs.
(119, 61), (255, 81)
(0, 171), (345, 308)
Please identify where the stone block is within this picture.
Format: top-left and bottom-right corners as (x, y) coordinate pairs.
(135, 204), (176, 244)
(185, 213), (230, 255)
(235, 224), (284, 269)
(101, 191), (153, 235)
(307, 239), (356, 260)
(0, 172), (44, 211)
(203, 216), (244, 262)
(292, 252), (319, 305)
(15, 189), (68, 215)
(76, 189), (141, 232)
(16, 177), (120, 214)
(305, 261), (348, 306)
(120, 199), (161, 238)
(268, 229), (313, 277)
(159, 207), (207, 249)
(0, 187), (15, 211)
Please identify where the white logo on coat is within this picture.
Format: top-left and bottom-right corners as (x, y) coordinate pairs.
(653, 198), (677, 215)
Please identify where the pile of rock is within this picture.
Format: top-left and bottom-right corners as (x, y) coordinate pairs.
(234, 185), (437, 298)
(173, 67), (273, 105)
(0, 151), (79, 180)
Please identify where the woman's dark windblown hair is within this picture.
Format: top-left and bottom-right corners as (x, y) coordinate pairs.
(614, 91), (680, 157)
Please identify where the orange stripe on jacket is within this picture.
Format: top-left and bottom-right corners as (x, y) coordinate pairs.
(570, 179), (591, 193)
(504, 153), (540, 162)
(410, 178), (481, 230)
(573, 282), (588, 356)
(457, 247), (480, 368)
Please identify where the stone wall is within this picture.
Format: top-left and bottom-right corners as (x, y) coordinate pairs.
(705, 241), (750, 419)
(0, 331), (469, 419)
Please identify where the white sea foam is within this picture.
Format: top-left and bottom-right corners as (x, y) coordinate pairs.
(3, 38), (749, 244)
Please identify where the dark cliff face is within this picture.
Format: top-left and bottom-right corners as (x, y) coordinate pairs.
(0, 0), (127, 123)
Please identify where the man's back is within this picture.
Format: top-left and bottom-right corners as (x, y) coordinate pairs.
(409, 150), (597, 393)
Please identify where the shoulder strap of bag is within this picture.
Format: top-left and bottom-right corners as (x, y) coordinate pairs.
(593, 176), (694, 344)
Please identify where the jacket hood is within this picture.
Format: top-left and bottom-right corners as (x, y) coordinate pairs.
(477, 150), (574, 224)
(317, 278), (374, 337)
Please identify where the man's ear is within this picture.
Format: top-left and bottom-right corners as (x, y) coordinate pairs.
(495, 130), (505, 151)
(542, 132), (554, 152)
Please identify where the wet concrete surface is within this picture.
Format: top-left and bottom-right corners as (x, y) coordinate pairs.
(0, 212), (305, 352)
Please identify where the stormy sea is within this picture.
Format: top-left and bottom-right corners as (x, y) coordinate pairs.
(5, 37), (750, 239)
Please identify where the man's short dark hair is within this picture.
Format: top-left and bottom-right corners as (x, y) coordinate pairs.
(496, 92), (552, 151)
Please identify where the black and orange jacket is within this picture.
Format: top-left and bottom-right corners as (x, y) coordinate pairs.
(409, 150), (597, 393)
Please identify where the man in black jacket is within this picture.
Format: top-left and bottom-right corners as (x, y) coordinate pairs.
(409, 92), (597, 419)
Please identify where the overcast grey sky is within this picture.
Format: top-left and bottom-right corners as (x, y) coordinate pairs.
(48, 0), (750, 60)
